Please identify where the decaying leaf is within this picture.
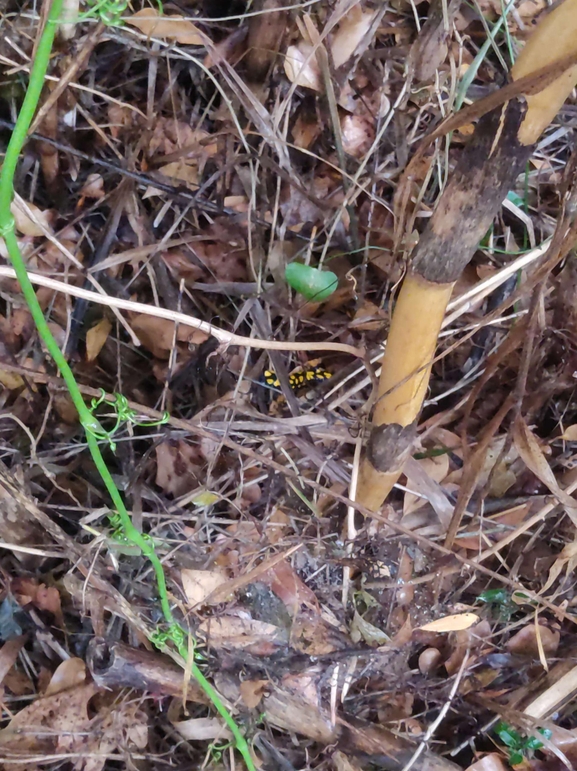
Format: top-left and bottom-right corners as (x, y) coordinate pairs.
(239, 678), (269, 708)
(125, 8), (205, 45)
(86, 317), (112, 362)
(12, 577), (63, 623)
(465, 754), (509, 771)
(542, 539), (577, 593)
(11, 198), (54, 237)
(561, 424), (577, 441)
(198, 615), (287, 650)
(261, 557), (319, 612)
(0, 637), (26, 688)
(130, 314), (209, 359)
(173, 716), (232, 741)
(45, 657), (87, 695)
(181, 568), (228, 607)
(0, 679), (99, 761)
(284, 6), (377, 92)
(350, 610), (390, 646)
(0, 656), (148, 771)
(419, 612), (479, 633)
(155, 440), (204, 498)
(513, 416), (577, 525)
(330, 5), (377, 68)
(79, 173), (105, 200)
(284, 43), (321, 90)
(403, 454), (453, 529)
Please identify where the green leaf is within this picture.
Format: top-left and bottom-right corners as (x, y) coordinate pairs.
(525, 736), (544, 751)
(478, 588), (510, 605)
(494, 721), (522, 748)
(191, 490), (220, 507)
(507, 190), (525, 208)
(509, 751), (524, 766)
(285, 263), (338, 302)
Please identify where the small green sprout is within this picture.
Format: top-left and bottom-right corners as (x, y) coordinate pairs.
(477, 589), (535, 621)
(78, 0), (163, 25)
(494, 721), (551, 766)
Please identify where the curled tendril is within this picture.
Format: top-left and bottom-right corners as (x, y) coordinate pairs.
(210, 741), (234, 762)
(150, 623), (188, 651)
(78, 0), (128, 25)
(85, 390), (170, 450)
(79, 0), (163, 25)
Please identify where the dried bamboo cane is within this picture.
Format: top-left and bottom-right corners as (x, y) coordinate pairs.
(357, 0), (577, 512)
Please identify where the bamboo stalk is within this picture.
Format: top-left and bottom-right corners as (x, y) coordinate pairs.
(357, 0), (577, 513)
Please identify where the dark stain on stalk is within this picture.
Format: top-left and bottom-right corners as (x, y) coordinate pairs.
(411, 98), (533, 285)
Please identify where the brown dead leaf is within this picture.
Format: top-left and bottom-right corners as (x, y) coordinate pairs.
(341, 114), (375, 158)
(466, 434), (518, 497)
(198, 615), (286, 650)
(284, 43), (321, 90)
(11, 199), (54, 237)
(513, 416), (577, 524)
(4, 668), (34, 696)
(173, 716), (232, 741)
(84, 700), (148, 771)
(158, 160), (199, 186)
(284, 7), (376, 93)
(53, 391), (79, 424)
(155, 440), (204, 498)
(561, 424), (577, 441)
(292, 112), (322, 149)
(160, 249), (206, 284)
(125, 8), (205, 44)
(261, 558), (319, 613)
(0, 674), (148, 771)
(331, 5), (377, 68)
(86, 317), (112, 362)
(409, 0), (460, 80)
(12, 577), (63, 622)
(79, 173), (105, 200)
(181, 569), (227, 607)
(239, 678), (269, 708)
(0, 637), (26, 688)
(0, 681), (99, 759)
(130, 314), (209, 359)
(419, 613), (479, 633)
(107, 104), (139, 139)
(332, 751), (364, 771)
(245, 0), (287, 80)
(45, 658), (87, 696)
(542, 539), (577, 593)
(465, 754), (509, 771)
(290, 610), (344, 655)
(350, 611), (390, 646)
(148, 121), (218, 161)
(264, 508), (289, 545)
(506, 624), (560, 657)
(403, 453), (451, 517)
(349, 299), (387, 332)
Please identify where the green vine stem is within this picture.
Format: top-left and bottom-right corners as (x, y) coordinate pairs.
(0, 2), (256, 768)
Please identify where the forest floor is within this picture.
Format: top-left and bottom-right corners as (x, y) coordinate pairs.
(0, 0), (576, 769)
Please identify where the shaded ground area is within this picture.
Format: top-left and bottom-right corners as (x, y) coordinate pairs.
(1, 0), (577, 769)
